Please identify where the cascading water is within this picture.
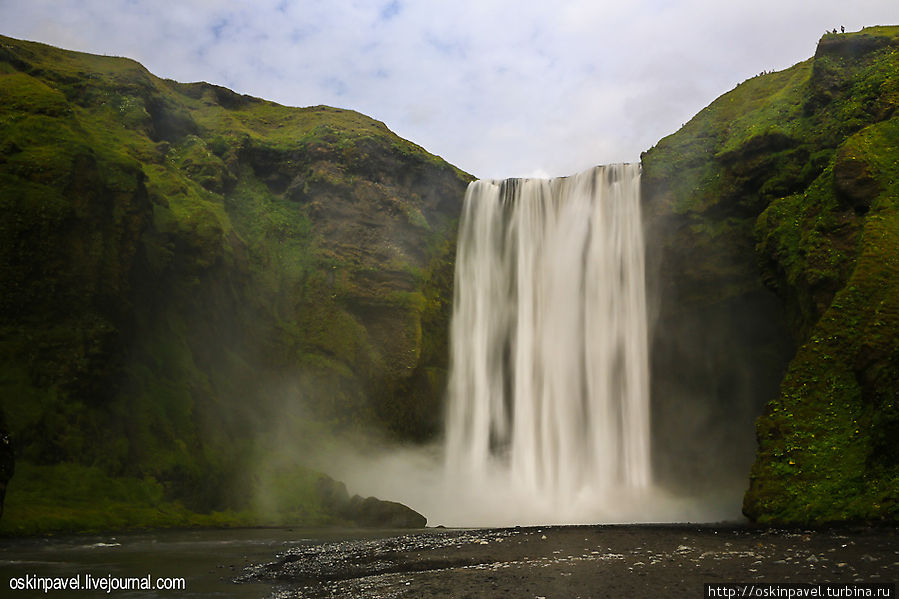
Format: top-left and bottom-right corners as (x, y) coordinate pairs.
(337, 163), (737, 525)
(443, 163), (651, 524)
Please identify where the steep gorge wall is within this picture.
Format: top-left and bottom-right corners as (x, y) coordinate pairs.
(3, 27), (898, 531)
(0, 35), (470, 530)
(642, 26), (899, 524)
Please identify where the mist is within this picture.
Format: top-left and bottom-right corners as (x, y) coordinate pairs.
(273, 164), (787, 529)
(313, 438), (746, 527)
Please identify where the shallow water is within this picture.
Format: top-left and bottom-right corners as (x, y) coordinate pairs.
(0, 527), (405, 598)
(3, 525), (895, 598)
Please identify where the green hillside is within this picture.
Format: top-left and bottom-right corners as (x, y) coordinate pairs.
(642, 26), (899, 525)
(2, 25), (897, 533)
(0, 35), (470, 534)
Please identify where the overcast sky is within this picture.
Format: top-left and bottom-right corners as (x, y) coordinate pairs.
(2, 1), (897, 178)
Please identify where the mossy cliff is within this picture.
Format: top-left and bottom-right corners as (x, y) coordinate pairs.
(0, 35), (470, 533)
(642, 26), (899, 525)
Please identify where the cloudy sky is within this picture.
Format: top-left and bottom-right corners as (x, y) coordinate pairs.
(2, 1), (897, 178)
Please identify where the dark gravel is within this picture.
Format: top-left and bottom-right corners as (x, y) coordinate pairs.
(235, 524), (898, 598)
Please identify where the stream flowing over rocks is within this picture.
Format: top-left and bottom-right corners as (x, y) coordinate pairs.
(235, 525), (897, 598)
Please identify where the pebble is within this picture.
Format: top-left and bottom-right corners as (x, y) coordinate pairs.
(237, 525), (896, 598)
(860, 554), (878, 562)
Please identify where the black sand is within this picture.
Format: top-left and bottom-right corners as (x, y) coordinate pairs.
(237, 524), (898, 598)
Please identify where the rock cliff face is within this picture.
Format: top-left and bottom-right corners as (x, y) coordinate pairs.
(0, 35), (469, 532)
(642, 26), (899, 524)
(3, 26), (897, 531)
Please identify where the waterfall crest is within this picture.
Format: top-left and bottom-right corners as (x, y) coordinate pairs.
(444, 164), (650, 521)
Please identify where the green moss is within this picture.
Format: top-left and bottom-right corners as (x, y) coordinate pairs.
(0, 33), (469, 534)
(1, 462), (212, 535)
(0, 461), (335, 536)
(0, 72), (70, 116)
(167, 134), (231, 193)
(643, 26), (899, 525)
(748, 113), (899, 524)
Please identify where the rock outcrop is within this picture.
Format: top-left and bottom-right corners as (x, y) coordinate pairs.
(642, 26), (899, 524)
(3, 26), (898, 531)
(316, 475), (427, 528)
(0, 34), (469, 530)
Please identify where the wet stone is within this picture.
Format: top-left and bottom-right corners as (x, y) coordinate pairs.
(235, 524), (897, 599)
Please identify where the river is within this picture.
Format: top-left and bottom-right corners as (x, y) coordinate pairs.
(0, 527), (399, 598)
(2, 525), (895, 598)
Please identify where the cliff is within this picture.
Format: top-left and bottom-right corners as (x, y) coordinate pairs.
(642, 26), (899, 524)
(4, 25), (898, 532)
(0, 35), (470, 533)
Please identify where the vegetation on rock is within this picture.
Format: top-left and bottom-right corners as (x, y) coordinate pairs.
(642, 26), (899, 525)
(3, 25), (896, 533)
(0, 35), (470, 534)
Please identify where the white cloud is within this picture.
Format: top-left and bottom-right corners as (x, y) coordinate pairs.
(1, 0), (897, 178)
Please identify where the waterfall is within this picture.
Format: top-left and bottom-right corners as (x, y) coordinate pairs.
(444, 163), (650, 522)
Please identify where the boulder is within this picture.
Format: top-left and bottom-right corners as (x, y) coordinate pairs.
(316, 474), (426, 528)
(343, 495), (427, 529)
(833, 149), (880, 214)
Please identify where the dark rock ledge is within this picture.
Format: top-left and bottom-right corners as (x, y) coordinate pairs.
(316, 475), (427, 529)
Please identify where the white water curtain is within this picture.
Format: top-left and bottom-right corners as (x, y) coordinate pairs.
(445, 164), (650, 512)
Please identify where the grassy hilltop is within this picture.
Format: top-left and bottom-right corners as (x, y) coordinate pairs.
(642, 26), (899, 525)
(0, 35), (470, 534)
(2, 25), (897, 533)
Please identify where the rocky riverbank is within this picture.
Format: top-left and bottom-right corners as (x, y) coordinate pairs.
(236, 524), (897, 598)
